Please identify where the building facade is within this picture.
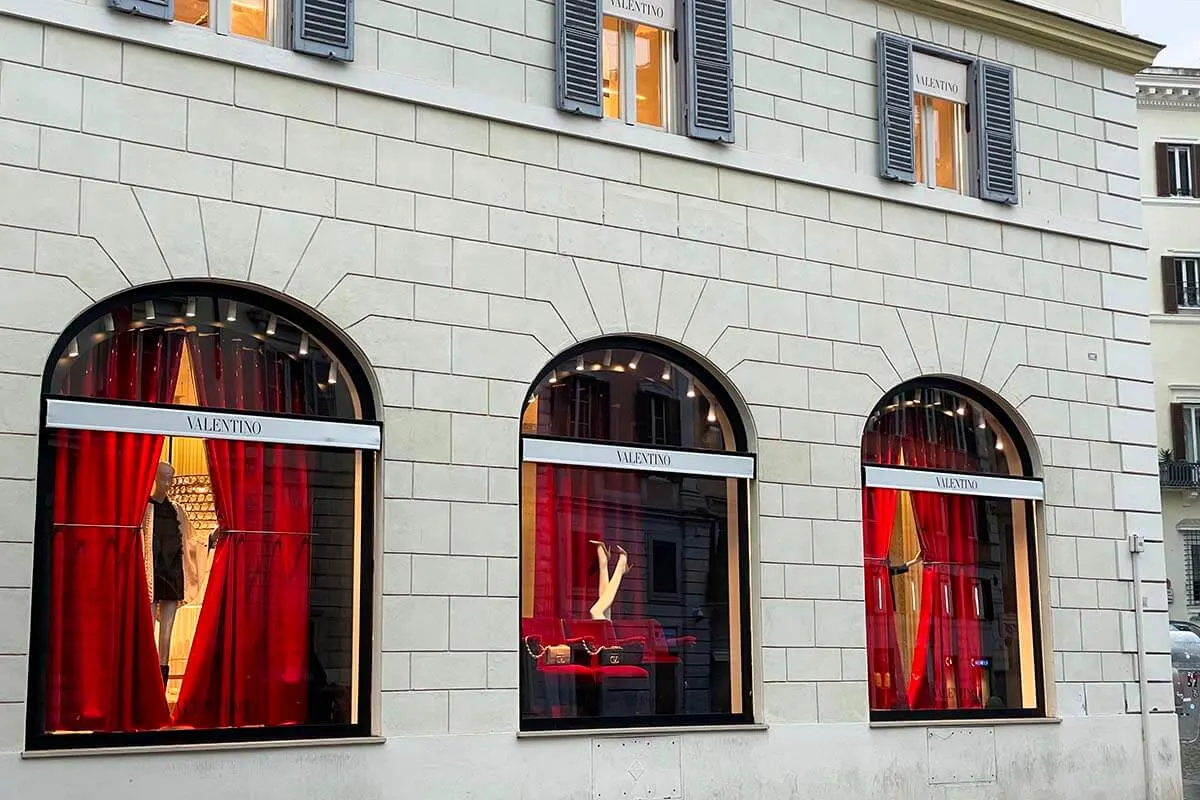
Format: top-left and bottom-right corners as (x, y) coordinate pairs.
(0, 0), (1179, 797)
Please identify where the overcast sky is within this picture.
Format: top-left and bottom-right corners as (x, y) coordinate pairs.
(1122, 0), (1200, 65)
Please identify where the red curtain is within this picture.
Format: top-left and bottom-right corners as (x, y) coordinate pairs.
(175, 338), (313, 728)
(863, 486), (902, 711)
(531, 465), (644, 624)
(46, 327), (183, 732)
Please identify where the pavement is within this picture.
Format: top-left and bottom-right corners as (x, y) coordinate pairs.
(1183, 735), (1200, 800)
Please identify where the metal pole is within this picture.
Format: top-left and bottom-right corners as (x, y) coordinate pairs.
(1131, 532), (1154, 800)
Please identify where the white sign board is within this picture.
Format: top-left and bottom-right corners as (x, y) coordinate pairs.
(864, 465), (1043, 501)
(604, 0), (675, 30)
(912, 51), (969, 104)
(46, 399), (382, 451)
(523, 438), (754, 479)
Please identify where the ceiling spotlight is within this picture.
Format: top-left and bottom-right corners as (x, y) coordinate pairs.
(995, 440), (1005, 451)
(103, 314), (115, 332)
(956, 406), (967, 416)
(266, 315), (278, 336)
(687, 378), (696, 399)
(185, 297), (197, 318)
(603, 349), (613, 367)
(67, 337), (79, 358)
(145, 300), (156, 321)
(661, 364), (671, 381)
(226, 301), (238, 323)
(548, 372), (558, 384)
(629, 352), (641, 370)
(328, 362), (338, 385)
(299, 333), (310, 356)
(978, 420), (987, 429)
(707, 406), (717, 424)
(576, 356), (585, 372)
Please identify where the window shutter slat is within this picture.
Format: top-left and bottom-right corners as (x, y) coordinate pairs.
(1156, 143), (1171, 197)
(293, 0), (355, 61)
(972, 59), (1018, 204)
(683, 0), (734, 143)
(1172, 403), (1187, 460)
(876, 33), (916, 184)
(108, 0), (172, 20)
(556, 0), (603, 117)
(1164, 256), (1180, 314)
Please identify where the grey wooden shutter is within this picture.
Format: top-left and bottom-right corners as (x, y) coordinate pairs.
(293, 0), (354, 61)
(972, 59), (1018, 204)
(876, 33), (915, 183)
(683, 0), (734, 143)
(108, 0), (172, 20)
(556, 0), (603, 117)
(1164, 256), (1180, 314)
(1156, 143), (1171, 196)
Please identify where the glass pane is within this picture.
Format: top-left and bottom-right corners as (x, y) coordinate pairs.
(634, 25), (666, 128)
(913, 96), (925, 184)
(523, 347), (736, 451)
(42, 430), (359, 734)
(50, 292), (360, 419)
(928, 96), (962, 191)
(864, 488), (1036, 713)
(863, 385), (1023, 476)
(602, 17), (622, 120)
(176, 0), (211, 27)
(520, 465), (744, 721)
(232, 0), (269, 41)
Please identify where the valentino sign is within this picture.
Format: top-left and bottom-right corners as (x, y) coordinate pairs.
(911, 51), (968, 105)
(603, 0), (675, 29)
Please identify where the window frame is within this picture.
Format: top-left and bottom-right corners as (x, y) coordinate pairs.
(517, 337), (756, 733)
(911, 44), (975, 198)
(1186, 531), (1200, 608)
(861, 378), (1048, 723)
(24, 281), (379, 752)
(602, 15), (677, 132)
(1168, 144), (1196, 198)
(1178, 258), (1200, 310)
(176, 0), (283, 44)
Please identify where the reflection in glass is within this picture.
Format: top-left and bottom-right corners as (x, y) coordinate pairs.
(602, 16), (622, 120)
(232, 0), (269, 41)
(175, 0), (211, 27)
(634, 25), (665, 128)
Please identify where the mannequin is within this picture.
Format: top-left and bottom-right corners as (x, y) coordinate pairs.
(589, 541), (629, 620)
(142, 462), (199, 688)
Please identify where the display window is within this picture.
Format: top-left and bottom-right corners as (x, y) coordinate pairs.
(602, 15), (674, 130)
(27, 286), (378, 749)
(861, 381), (1045, 720)
(519, 342), (755, 730)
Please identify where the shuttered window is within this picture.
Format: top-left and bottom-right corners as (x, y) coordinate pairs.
(1156, 143), (1200, 198)
(110, 0), (354, 61)
(1163, 256), (1200, 313)
(555, 0), (734, 143)
(876, 33), (1017, 205)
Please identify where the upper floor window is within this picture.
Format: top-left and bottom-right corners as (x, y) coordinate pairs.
(557, 0), (733, 143)
(1169, 403), (1200, 463)
(1162, 256), (1200, 313)
(108, 0), (353, 61)
(519, 341), (754, 731)
(862, 381), (1044, 720)
(877, 33), (1018, 205)
(1156, 143), (1199, 198)
(27, 284), (378, 750)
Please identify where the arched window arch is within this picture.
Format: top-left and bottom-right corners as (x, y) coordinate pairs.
(518, 339), (755, 730)
(27, 283), (379, 750)
(861, 379), (1044, 721)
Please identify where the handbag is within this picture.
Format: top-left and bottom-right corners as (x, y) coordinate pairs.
(598, 646), (628, 666)
(543, 644), (571, 666)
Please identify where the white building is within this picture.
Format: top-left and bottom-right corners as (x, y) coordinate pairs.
(0, 0), (1178, 797)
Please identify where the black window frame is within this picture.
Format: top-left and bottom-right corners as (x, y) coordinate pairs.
(24, 280), (378, 752)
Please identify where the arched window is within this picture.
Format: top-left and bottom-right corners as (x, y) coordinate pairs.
(861, 380), (1044, 720)
(27, 284), (378, 750)
(518, 341), (754, 730)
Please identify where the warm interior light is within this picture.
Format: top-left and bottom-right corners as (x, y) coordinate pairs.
(576, 356), (585, 372)
(548, 372), (558, 384)
(266, 315), (278, 336)
(226, 301), (238, 323)
(145, 300), (156, 321)
(706, 406), (717, 423)
(185, 297), (197, 318)
(661, 364), (671, 381)
(687, 379), (696, 398)
(299, 333), (309, 356)
(103, 314), (115, 332)
(603, 349), (613, 367)
(327, 362), (338, 385)
(995, 440), (1005, 451)
(956, 406), (967, 416)
(67, 338), (79, 358)
(629, 353), (641, 370)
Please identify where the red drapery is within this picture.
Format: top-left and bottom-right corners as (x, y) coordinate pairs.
(46, 327), (183, 732)
(867, 406), (986, 712)
(531, 465), (644, 625)
(175, 338), (313, 728)
(863, 485), (903, 711)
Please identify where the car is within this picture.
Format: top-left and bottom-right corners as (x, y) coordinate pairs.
(1171, 620), (1200, 638)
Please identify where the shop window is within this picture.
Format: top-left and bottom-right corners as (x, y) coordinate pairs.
(861, 381), (1045, 720)
(519, 341), (754, 730)
(602, 16), (674, 129)
(109, 0), (353, 61)
(27, 286), (378, 750)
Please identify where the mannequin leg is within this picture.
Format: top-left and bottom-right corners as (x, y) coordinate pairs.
(156, 599), (178, 687)
(591, 541), (610, 601)
(589, 547), (628, 620)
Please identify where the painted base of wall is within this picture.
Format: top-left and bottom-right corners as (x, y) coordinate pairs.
(0, 714), (1182, 800)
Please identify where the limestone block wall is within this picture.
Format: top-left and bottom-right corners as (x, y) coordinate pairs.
(0, 3), (1181, 799)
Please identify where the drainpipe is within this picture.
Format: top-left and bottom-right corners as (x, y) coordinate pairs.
(1130, 532), (1154, 800)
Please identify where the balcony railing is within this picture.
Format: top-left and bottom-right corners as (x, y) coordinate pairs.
(1162, 460), (1200, 489)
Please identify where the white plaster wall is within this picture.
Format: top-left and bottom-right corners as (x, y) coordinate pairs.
(0, 4), (1181, 799)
